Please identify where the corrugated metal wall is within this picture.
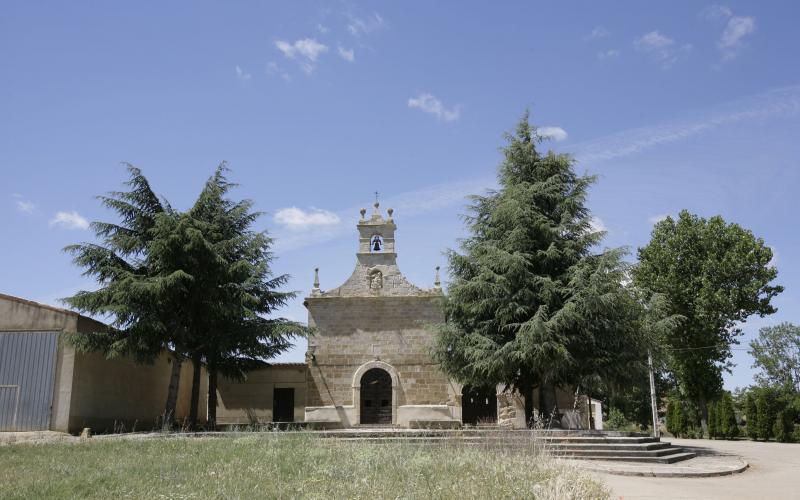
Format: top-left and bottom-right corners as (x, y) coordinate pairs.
(0, 332), (59, 431)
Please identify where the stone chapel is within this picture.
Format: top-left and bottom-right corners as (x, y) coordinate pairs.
(302, 202), (462, 427)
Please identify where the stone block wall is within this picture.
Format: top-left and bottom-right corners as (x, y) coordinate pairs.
(305, 295), (452, 410)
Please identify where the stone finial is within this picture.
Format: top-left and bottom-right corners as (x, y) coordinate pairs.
(359, 208), (366, 220)
(434, 266), (441, 289)
(373, 201), (380, 215)
(387, 208), (394, 219)
(312, 267), (321, 295)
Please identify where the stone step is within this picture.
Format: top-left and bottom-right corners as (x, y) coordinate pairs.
(544, 442), (672, 452)
(553, 447), (685, 458)
(567, 452), (697, 464)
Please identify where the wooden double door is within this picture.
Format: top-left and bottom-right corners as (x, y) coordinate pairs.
(360, 368), (392, 424)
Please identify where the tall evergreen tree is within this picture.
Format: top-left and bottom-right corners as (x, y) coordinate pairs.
(719, 392), (739, 439)
(65, 164), (304, 429)
(63, 165), (189, 426)
(432, 113), (650, 425)
(634, 210), (782, 434)
(755, 389), (776, 440)
(183, 166), (304, 428)
(745, 392), (759, 439)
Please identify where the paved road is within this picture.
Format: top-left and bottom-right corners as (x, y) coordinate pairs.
(595, 438), (800, 499)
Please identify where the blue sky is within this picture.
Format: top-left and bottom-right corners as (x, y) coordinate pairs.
(2, 1), (798, 390)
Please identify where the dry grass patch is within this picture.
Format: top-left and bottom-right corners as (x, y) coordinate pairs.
(0, 433), (607, 499)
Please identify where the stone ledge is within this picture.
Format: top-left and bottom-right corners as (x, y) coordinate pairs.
(570, 454), (749, 478)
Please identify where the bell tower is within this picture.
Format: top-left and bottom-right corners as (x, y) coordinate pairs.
(356, 202), (397, 267)
(308, 198), (441, 298)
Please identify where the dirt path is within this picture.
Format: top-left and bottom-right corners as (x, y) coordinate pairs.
(595, 438), (800, 499)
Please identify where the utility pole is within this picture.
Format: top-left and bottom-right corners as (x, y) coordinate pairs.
(648, 350), (660, 438)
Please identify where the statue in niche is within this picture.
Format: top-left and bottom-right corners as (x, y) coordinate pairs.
(367, 269), (383, 291)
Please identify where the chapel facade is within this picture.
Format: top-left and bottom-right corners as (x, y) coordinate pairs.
(302, 203), (467, 428)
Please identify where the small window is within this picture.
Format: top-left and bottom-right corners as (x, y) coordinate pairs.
(371, 235), (383, 252)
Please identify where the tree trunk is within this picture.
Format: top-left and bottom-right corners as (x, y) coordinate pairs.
(520, 382), (534, 428)
(188, 353), (202, 430)
(540, 377), (559, 428)
(207, 366), (218, 431)
(698, 395), (709, 437)
(163, 353), (183, 429)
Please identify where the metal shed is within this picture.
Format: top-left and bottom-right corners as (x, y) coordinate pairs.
(0, 331), (59, 431)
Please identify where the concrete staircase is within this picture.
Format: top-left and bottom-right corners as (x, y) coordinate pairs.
(315, 428), (696, 464)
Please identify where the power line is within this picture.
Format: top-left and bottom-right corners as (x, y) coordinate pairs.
(661, 345), (751, 352)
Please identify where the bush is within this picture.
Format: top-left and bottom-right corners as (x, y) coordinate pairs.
(667, 399), (685, 437)
(605, 407), (629, 431)
(684, 427), (701, 439)
(719, 393), (739, 439)
(756, 390), (777, 440)
(773, 411), (794, 443)
(666, 400), (675, 435)
(745, 392), (759, 439)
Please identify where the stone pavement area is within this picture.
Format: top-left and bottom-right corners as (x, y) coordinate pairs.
(592, 438), (800, 499)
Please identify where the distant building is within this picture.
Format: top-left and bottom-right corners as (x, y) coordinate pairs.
(0, 294), (204, 433)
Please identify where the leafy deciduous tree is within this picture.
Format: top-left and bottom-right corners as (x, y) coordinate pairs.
(750, 322), (800, 393)
(634, 210), (782, 434)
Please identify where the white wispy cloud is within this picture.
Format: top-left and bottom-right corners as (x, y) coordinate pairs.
(701, 5), (733, 21)
(597, 49), (620, 60)
(275, 38), (329, 75)
(648, 214), (670, 224)
(337, 46), (355, 62)
(634, 30), (691, 69)
(12, 194), (35, 214)
(275, 38), (328, 61)
(347, 11), (384, 36)
(316, 23), (330, 34)
(16, 200), (35, 213)
(272, 86), (800, 252)
(590, 216), (607, 233)
(408, 93), (460, 122)
(266, 61), (291, 82)
(585, 26), (610, 40)
(719, 16), (756, 59)
(768, 246), (779, 268)
(538, 126), (568, 142)
(235, 65), (252, 81)
(274, 207), (341, 230)
(701, 6), (756, 62)
(50, 211), (89, 230)
(272, 177), (491, 252)
(571, 86), (800, 163)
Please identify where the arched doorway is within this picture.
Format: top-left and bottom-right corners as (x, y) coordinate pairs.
(461, 385), (497, 425)
(360, 368), (392, 424)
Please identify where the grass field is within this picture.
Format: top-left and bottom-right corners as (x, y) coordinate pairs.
(0, 433), (608, 499)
